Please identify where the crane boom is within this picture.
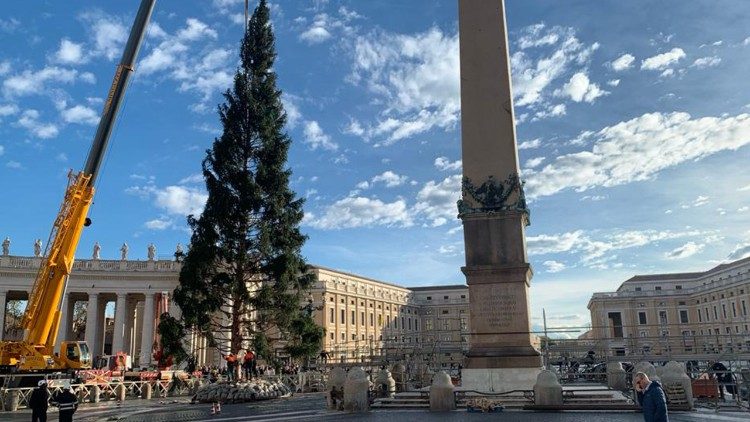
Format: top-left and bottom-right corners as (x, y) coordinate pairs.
(0, 0), (156, 374)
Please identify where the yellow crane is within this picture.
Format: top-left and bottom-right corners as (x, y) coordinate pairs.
(0, 0), (156, 374)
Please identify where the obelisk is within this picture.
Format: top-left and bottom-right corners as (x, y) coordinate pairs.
(457, 0), (541, 392)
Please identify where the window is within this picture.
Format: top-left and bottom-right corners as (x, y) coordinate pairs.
(676, 285), (682, 290)
(698, 308), (702, 323)
(443, 320), (449, 330)
(415, 320), (419, 331)
(426, 296), (432, 301)
(705, 307), (710, 321)
(443, 295), (449, 300)
(329, 308), (335, 323)
(341, 332), (345, 340)
(679, 310), (689, 324)
(425, 319), (433, 331)
(370, 313), (374, 327)
(678, 301), (686, 306)
(639, 330), (648, 338)
(722, 304), (727, 319)
(658, 310), (668, 325)
(743, 300), (748, 316)
(441, 309), (449, 314)
(608, 312), (624, 338)
(655, 286), (662, 291)
(460, 317), (467, 330)
(340, 309), (345, 324)
(401, 317), (405, 330)
(635, 287), (642, 292)
(330, 332), (334, 339)
(408, 318), (412, 330)
(732, 303), (737, 318)
(714, 306), (718, 320)
(351, 310), (355, 325)
(361, 312), (365, 325)
(378, 314), (382, 326)
(461, 295), (466, 299)
(638, 312), (647, 325)
(351, 334), (356, 340)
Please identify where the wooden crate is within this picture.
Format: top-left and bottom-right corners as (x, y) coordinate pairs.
(691, 379), (718, 398)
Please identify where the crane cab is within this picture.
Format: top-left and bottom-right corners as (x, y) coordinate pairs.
(59, 341), (91, 370)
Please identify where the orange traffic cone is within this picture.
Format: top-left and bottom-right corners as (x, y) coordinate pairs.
(216, 402), (222, 413)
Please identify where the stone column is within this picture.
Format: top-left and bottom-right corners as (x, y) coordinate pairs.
(0, 290), (7, 341)
(458, 0), (540, 392)
(139, 293), (155, 368)
(123, 299), (135, 357)
(54, 293), (72, 351)
(112, 293), (127, 353)
(84, 293), (99, 353)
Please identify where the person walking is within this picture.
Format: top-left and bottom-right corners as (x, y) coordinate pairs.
(243, 350), (255, 380)
(52, 387), (78, 422)
(29, 380), (50, 422)
(634, 372), (669, 422)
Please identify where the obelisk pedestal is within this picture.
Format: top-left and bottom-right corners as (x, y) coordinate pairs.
(457, 0), (541, 392)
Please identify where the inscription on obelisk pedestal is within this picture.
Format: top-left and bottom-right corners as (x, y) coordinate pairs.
(457, 0), (541, 389)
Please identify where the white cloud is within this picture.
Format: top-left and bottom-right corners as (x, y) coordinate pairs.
(641, 48), (685, 70)
(0, 104), (19, 117)
(0, 61), (10, 75)
(178, 173), (204, 184)
(3, 66), (78, 97)
(665, 241), (704, 259)
(533, 104), (566, 121)
(371, 171), (408, 187)
(691, 56), (721, 68)
(16, 109), (58, 138)
(524, 112), (750, 199)
(525, 157), (546, 169)
(138, 19), (231, 109)
(739, 184), (750, 191)
(528, 228), (704, 266)
(727, 244), (750, 261)
(413, 174), (462, 227)
(611, 53), (635, 71)
(554, 72), (608, 103)
(307, 196), (413, 229)
(298, 8), (359, 45)
(347, 27), (460, 144)
(511, 25), (600, 107)
(80, 12), (128, 61)
(607, 79), (620, 87)
(739, 206), (749, 213)
(0, 146), (4, 156)
(61, 105), (99, 125)
(281, 94), (302, 129)
(6, 161), (22, 169)
(434, 157), (462, 171)
(303, 120), (338, 151)
(56, 153), (68, 162)
(743, 37), (750, 46)
(126, 184), (208, 216)
(300, 26), (331, 44)
(145, 217), (173, 230)
(543, 260), (566, 273)
(56, 39), (85, 64)
(518, 138), (542, 150)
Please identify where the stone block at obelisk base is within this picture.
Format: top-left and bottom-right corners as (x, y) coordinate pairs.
(457, 0), (541, 392)
(607, 362), (627, 391)
(661, 361), (694, 409)
(343, 368), (370, 412)
(533, 370), (562, 406)
(429, 371), (456, 411)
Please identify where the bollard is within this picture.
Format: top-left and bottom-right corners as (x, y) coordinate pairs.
(343, 368), (370, 413)
(375, 369), (396, 398)
(91, 385), (101, 403)
(143, 382), (153, 400)
(391, 363), (406, 392)
(533, 370), (563, 406)
(327, 367), (347, 410)
(5, 390), (19, 412)
(116, 383), (127, 402)
(661, 361), (694, 409)
(429, 371), (456, 411)
(77, 387), (86, 404)
(607, 362), (628, 391)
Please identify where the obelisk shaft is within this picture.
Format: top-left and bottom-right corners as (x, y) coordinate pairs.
(458, 0), (541, 375)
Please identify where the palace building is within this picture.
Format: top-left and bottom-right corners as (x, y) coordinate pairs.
(587, 256), (750, 358)
(1, 245), (470, 369)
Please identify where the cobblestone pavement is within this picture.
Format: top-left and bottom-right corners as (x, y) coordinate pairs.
(3, 393), (749, 422)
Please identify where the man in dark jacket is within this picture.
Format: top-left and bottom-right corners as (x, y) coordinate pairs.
(29, 380), (50, 422)
(52, 388), (78, 422)
(634, 372), (669, 422)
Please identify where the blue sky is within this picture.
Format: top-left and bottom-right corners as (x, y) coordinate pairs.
(1, 0), (749, 335)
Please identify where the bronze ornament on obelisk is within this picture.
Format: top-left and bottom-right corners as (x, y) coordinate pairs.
(457, 0), (541, 391)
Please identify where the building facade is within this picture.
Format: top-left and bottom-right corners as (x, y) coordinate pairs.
(1, 249), (471, 369)
(588, 256), (750, 358)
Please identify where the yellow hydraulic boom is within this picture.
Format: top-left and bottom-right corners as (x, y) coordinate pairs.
(0, 0), (156, 373)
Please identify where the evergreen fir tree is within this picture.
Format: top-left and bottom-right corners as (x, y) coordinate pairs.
(167, 0), (322, 365)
